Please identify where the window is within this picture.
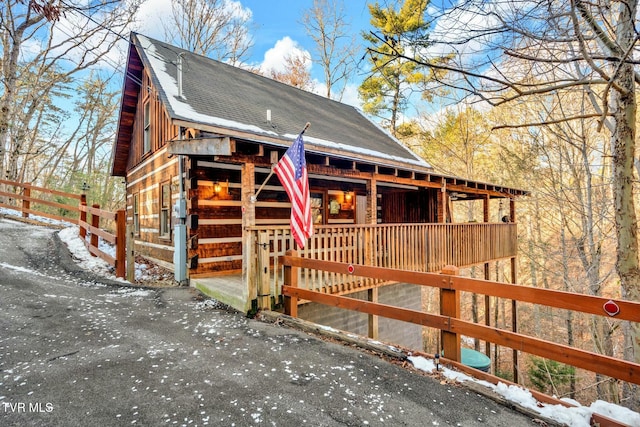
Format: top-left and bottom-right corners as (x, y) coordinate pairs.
(160, 182), (171, 239)
(310, 192), (324, 225)
(133, 193), (140, 235)
(143, 101), (151, 154)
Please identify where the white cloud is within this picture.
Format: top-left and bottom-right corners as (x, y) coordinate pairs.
(132, 0), (253, 50)
(259, 36), (311, 74)
(339, 83), (361, 108)
(422, 1), (503, 61)
(133, 0), (173, 40)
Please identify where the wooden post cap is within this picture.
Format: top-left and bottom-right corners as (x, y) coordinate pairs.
(442, 265), (459, 275)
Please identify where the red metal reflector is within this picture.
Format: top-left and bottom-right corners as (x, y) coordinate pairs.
(347, 264), (355, 274)
(603, 300), (620, 317)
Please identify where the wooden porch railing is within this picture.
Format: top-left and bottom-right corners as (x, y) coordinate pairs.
(281, 252), (640, 427)
(248, 223), (517, 302)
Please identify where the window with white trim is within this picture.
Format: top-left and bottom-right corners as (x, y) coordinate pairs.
(160, 182), (171, 239)
(133, 193), (140, 236)
(143, 101), (151, 154)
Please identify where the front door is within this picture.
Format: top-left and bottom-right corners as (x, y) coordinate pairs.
(356, 194), (367, 224)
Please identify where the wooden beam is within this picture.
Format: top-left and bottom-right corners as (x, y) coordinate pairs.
(483, 194), (492, 358)
(282, 285), (640, 386)
(283, 250), (299, 317)
(440, 265), (460, 362)
(366, 177), (377, 224)
(368, 288), (378, 340)
(512, 256), (518, 383)
(242, 162), (256, 302)
(168, 136), (232, 156)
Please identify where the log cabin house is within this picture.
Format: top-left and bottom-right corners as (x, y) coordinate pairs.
(111, 33), (527, 346)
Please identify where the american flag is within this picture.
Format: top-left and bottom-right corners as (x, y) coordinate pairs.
(274, 132), (313, 248)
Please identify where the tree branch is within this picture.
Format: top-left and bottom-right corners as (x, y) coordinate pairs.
(492, 113), (612, 130)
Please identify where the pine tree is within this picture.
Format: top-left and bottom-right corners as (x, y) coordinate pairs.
(359, 0), (449, 136)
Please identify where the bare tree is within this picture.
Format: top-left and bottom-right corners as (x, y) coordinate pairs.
(0, 0), (140, 183)
(164, 0), (253, 65)
(300, 0), (357, 101)
(268, 53), (314, 92)
(534, 93), (617, 401)
(365, 0), (640, 408)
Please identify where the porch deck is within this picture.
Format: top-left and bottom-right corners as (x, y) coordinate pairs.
(191, 274), (249, 312)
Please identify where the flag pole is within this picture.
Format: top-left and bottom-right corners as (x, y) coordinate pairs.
(252, 123), (310, 202)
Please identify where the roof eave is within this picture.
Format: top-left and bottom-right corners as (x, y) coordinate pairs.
(111, 36), (143, 177)
(170, 118), (432, 170)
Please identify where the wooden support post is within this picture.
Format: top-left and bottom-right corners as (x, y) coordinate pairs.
(368, 287), (378, 340)
(22, 183), (31, 218)
(283, 250), (298, 317)
(366, 177), (377, 224)
(90, 204), (100, 255)
(79, 195), (87, 240)
(126, 222), (135, 282)
(241, 162), (256, 303)
(510, 198), (518, 383)
(115, 209), (126, 278)
(484, 263), (491, 360)
(440, 265), (460, 362)
(79, 195), (87, 239)
(483, 194), (491, 360)
(512, 256), (518, 383)
(437, 188), (446, 223)
(257, 231), (271, 310)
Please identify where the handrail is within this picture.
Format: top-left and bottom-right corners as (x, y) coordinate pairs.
(248, 223), (518, 301)
(0, 180), (81, 224)
(280, 253), (640, 395)
(0, 179), (82, 200)
(78, 201), (126, 278)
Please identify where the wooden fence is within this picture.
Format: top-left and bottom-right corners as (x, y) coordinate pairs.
(281, 252), (639, 426)
(249, 223), (517, 303)
(0, 179), (82, 224)
(0, 179), (127, 278)
(78, 202), (126, 278)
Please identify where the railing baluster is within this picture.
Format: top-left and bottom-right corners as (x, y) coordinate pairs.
(249, 222), (517, 297)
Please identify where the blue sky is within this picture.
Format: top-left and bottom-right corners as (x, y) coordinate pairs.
(133, 0), (375, 106)
(246, 0), (372, 62)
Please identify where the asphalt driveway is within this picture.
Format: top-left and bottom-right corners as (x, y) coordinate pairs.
(0, 218), (543, 426)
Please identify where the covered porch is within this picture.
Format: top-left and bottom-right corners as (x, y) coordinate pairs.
(185, 140), (526, 314)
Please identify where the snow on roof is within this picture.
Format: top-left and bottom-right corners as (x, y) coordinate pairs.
(134, 33), (431, 170)
(138, 35), (280, 138)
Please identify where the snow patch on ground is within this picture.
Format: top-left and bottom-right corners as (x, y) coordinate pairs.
(58, 226), (117, 279)
(408, 355), (639, 427)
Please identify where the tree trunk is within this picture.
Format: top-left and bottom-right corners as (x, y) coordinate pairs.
(611, 38), (640, 411)
(0, 4), (44, 179)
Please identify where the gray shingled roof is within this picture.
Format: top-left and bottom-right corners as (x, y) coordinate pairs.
(133, 33), (430, 169)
